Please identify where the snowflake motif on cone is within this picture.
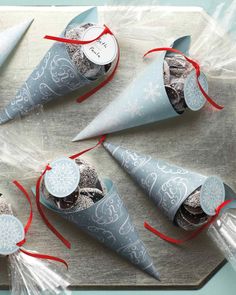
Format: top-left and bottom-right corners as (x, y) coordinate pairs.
(144, 82), (161, 103)
(125, 99), (144, 118)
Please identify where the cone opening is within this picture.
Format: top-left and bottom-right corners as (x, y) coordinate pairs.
(163, 37), (192, 115)
(174, 176), (226, 230)
(37, 158), (112, 215)
(173, 185), (211, 231)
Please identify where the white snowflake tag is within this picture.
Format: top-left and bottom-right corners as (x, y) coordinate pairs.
(0, 215), (24, 255)
(44, 157), (80, 198)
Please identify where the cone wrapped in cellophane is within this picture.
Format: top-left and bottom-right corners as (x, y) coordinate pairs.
(32, 156), (160, 280)
(0, 7), (119, 124)
(103, 141), (235, 231)
(73, 35), (211, 142)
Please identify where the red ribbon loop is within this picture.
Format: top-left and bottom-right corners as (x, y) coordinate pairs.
(44, 25), (120, 104)
(144, 199), (233, 245)
(13, 180), (68, 268)
(36, 135), (106, 248)
(144, 47), (224, 110)
(35, 165), (71, 249)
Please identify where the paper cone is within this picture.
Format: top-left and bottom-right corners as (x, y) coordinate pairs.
(0, 19), (33, 68)
(103, 142), (208, 222)
(34, 178), (160, 280)
(0, 8), (106, 124)
(73, 35), (200, 141)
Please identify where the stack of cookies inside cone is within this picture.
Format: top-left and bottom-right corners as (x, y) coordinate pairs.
(65, 23), (113, 80)
(175, 188), (210, 231)
(42, 158), (105, 212)
(164, 55), (193, 114)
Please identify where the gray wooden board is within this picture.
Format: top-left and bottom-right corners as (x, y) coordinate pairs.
(0, 6), (235, 290)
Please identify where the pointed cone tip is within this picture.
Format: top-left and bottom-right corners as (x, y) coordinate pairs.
(144, 263), (160, 281)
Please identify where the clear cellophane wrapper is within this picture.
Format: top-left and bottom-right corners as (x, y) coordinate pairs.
(0, 194), (70, 295)
(9, 251), (70, 295)
(208, 207), (236, 271)
(105, 0), (236, 78)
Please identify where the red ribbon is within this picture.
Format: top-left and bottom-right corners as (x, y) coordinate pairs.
(144, 199), (233, 245)
(13, 180), (68, 268)
(35, 165), (71, 250)
(36, 135), (106, 248)
(144, 47), (224, 110)
(44, 25), (112, 45)
(44, 25), (120, 103)
(19, 248), (68, 269)
(13, 180), (33, 247)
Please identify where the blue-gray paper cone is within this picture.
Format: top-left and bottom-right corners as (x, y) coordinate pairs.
(0, 8), (106, 124)
(34, 178), (160, 280)
(0, 19), (33, 68)
(73, 36), (196, 141)
(103, 142), (207, 222)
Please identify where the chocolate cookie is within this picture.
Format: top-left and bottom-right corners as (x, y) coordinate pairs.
(164, 54), (193, 114)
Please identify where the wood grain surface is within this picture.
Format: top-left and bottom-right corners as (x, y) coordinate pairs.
(0, 6), (235, 289)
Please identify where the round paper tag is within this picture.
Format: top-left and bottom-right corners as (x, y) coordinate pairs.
(184, 70), (208, 111)
(0, 215), (24, 255)
(45, 157), (80, 198)
(82, 25), (118, 65)
(200, 176), (225, 216)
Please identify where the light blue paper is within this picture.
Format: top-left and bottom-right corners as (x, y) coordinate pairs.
(0, 8), (103, 124)
(103, 142), (206, 222)
(32, 178), (160, 280)
(0, 19), (33, 68)
(73, 36), (200, 141)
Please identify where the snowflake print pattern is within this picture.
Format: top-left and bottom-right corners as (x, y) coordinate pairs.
(45, 158), (80, 198)
(0, 215), (24, 255)
(125, 99), (144, 118)
(144, 82), (161, 103)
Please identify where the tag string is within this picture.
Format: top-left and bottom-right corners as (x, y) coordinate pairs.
(144, 199), (233, 245)
(44, 25), (120, 104)
(143, 47), (224, 110)
(13, 180), (68, 269)
(35, 135), (106, 248)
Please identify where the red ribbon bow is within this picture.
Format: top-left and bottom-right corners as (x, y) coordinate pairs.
(143, 47), (224, 110)
(13, 180), (68, 268)
(44, 25), (120, 103)
(144, 199), (233, 244)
